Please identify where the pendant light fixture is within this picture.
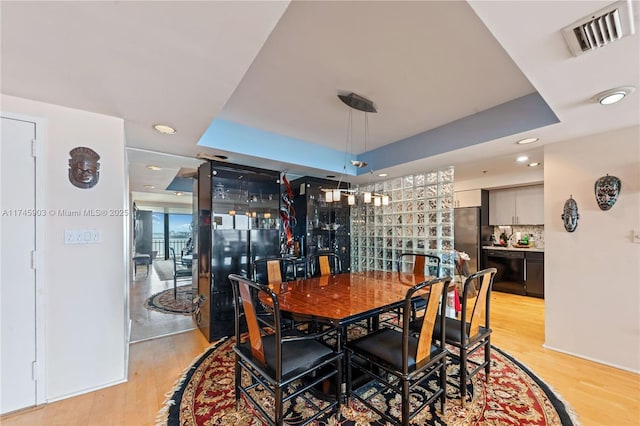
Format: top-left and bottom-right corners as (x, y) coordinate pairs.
(324, 92), (389, 206)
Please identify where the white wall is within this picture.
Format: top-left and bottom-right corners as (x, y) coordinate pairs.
(455, 168), (543, 191)
(1, 95), (128, 399)
(544, 126), (640, 372)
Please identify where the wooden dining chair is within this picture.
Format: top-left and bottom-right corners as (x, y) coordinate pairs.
(306, 253), (342, 277)
(346, 276), (450, 425)
(229, 274), (342, 425)
(396, 252), (441, 321)
(410, 267), (496, 405)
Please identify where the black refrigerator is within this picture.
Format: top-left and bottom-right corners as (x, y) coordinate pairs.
(454, 202), (490, 275)
(196, 161), (281, 342)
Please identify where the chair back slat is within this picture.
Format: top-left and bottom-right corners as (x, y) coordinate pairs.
(319, 256), (331, 276)
(398, 252), (441, 277)
(266, 260), (283, 284)
(415, 280), (446, 362)
(237, 279), (265, 365)
(413, 255), (426, 275)
(468, 271), (492, 338)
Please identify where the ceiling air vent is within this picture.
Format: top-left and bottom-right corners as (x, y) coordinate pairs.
(562, 0), (636, 56)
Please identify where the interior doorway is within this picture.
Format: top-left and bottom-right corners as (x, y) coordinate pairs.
(1, 114), (45, 414)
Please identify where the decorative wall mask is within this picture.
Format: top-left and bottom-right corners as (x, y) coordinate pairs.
(594, 174), (621, 211)
(561, 196), (579, 233)
(68, 146), (100, 189)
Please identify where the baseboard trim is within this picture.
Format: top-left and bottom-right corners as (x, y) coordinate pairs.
(46, 377), (128, 404)
(542, 343), (640, 374)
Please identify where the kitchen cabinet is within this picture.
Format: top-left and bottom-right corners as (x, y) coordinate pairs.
(483, 248), (544, 298)
(454, 189), (483, 208)
(524, 251), (544, 298)
(489, 185), (543, 225)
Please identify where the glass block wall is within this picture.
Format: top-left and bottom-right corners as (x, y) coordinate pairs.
(350, 167), (455, 277)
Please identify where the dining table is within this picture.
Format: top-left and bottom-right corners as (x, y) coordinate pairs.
(260, 270), (436, 397)
(266, 270), (434, 328)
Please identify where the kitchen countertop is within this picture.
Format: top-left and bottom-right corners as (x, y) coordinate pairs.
(482, 245), (544, 253)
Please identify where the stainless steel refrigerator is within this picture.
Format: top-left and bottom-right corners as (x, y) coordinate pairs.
(454, 206), (490, 275)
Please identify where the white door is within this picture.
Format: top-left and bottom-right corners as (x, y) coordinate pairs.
(1, 116), (38, 413)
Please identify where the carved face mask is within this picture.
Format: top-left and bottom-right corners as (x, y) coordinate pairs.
(68, 147), (100, 189)
(561, 197), (579, 232)
(594, 175), (621, 211)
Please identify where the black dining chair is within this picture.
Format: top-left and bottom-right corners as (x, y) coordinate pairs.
(346, 276), (451, 426)
(410, 267), (496, 405)
(169, 247), (191, 298)
(307, 252), (342, 277)
(229, 274), (343, 425)
(396, 252), (441, 321)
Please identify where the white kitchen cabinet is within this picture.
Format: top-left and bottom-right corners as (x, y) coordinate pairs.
(489, 185), (543, 225)
(454, 189), (483, 208)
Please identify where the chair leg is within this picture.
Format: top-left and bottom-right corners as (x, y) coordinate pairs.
(345, 350), (352, 405)
(335, 355), (342, 419)
(234, 358), (241, 410)
(173, 276), (177, 299)
(401, 378), (410, 426)
(459, 347), (468, 406)
(484, 336), (491, 380)
(275, 385), (284, 425)
(439, 358), (447, 414)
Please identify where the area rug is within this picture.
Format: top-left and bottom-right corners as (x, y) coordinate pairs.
(153, 260), (175, 281)
(144, 285), (200, 316)
(158, 336), (578, 425)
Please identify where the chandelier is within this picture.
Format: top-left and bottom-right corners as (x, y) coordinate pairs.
(324, 92), (389, 206)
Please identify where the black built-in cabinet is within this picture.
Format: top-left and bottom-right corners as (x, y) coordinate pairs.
(195, 161), (281, 342)
(290, 177), (351, 272)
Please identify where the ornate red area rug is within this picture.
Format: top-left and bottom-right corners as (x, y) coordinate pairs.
(158, 337), (577, 425)
(143, 285), (197, 316)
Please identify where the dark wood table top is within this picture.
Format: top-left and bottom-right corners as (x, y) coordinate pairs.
(265, 271), (433, 326)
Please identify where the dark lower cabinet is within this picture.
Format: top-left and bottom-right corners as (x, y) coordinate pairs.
(525, 252), (544, 298)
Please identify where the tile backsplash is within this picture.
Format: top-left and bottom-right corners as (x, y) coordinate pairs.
(491, 225), (544, 248)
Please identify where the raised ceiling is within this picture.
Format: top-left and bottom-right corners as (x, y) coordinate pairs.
(2, 1), (638, 203)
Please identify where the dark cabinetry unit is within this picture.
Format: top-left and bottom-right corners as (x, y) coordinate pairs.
(290, 177), (351, 272)
(524, 251), (544, 298)
(483, 249), (544, 298)
(485, 249), (526, 295)
(195, 161), (281, 342)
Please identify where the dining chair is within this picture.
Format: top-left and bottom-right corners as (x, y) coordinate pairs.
(169, 247), (191, 298)
(252, 257), (303, 330)
(410, 267), (496, 405)
(306, 252), (342, 277)
(229, 274), (342, 425)
(346, 276), (451, 426)
(396, 253), (441, 321)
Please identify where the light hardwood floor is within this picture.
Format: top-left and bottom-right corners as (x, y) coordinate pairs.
(2, 292), (639, 425)
(129, 262), (196, 342)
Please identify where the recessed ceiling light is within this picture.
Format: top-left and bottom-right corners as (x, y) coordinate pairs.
(147, 165), (162, 171)
(153, 124), (176, 134)
(593, 86), (635, 105)
(528, 162), (541, 167)
(516, 156), (529, 163)
(143, 185), (155, 189)
(175, 191), (183, 196)
(517, 137), (539, 145)
(378, 173), (388, 177)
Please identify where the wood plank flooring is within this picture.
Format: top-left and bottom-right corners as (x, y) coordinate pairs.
(2, 292), (638, 425)
(129, 262), (195, 342)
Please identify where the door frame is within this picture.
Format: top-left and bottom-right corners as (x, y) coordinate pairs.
(1, 111), (46, 406)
